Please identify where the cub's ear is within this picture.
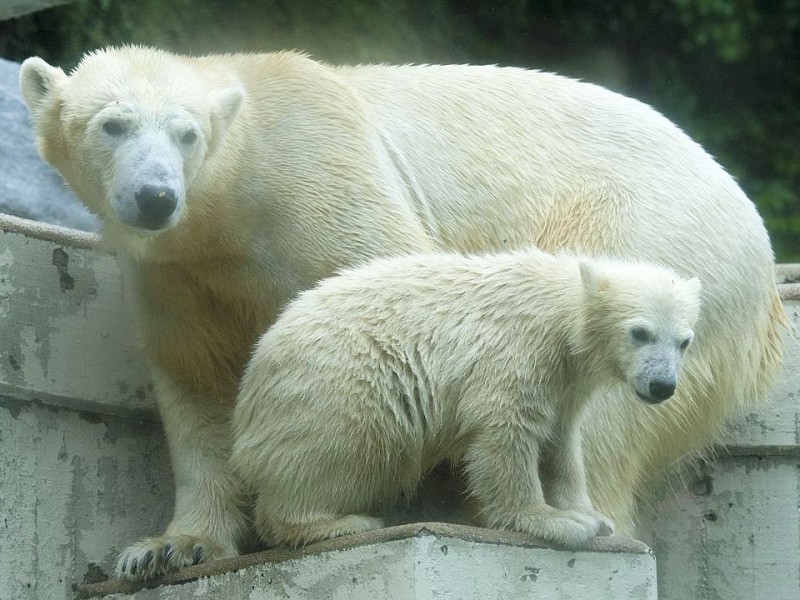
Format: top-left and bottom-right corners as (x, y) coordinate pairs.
(579, 261), (608, 296)
(19, 57), (67, 118)
(685, 276), (702, 300)
(209, 86), (244, 134)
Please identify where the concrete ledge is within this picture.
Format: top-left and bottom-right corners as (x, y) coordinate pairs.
(775, 263), (800, 284)
(0, 213), (155, 421)
(720, 298), (800, 455)
(0, 212), (100, 250)
(75, 523), (655, 599)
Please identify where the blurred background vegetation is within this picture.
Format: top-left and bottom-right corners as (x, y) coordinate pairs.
(1, 0), (798, 260)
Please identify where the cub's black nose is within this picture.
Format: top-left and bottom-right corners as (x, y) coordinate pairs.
(649, 378), (676, 402)
(135, 184), (178, 225)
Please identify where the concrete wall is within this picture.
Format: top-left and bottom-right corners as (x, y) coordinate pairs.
(0, 215), (171, 600)
(0, 213), (798, 599)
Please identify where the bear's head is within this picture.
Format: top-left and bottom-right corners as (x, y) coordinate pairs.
(19, 47), (243, 251)
(578, 259), (701, 405)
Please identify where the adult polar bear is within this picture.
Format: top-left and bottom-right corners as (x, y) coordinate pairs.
(20, 47), (784, 580)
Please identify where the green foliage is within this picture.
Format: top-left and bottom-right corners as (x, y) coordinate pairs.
(2, 0), (798, 260)
(0, 0), (476, 68)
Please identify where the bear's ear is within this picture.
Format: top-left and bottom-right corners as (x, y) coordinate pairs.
(19, 57), (67, 119)
(579, 261), (608, 296)
(209, 86), (245, 134)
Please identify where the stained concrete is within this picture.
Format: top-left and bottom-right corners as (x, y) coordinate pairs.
(0, 396), (172, 600)
(75, 523), (657, 600)
(0, 214), (154, 420)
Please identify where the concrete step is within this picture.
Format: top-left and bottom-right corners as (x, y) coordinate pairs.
(74, 523), (657, 600)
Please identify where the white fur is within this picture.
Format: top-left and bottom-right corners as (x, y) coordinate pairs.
(18, 46), (785, 580)
(231, 251), (701, 547)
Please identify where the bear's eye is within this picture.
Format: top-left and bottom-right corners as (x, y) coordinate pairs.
(102, 119), (126, 137)
(631, 327), (652, 344)
(181, 129), (198, 145)
(679, 337), (692, 352)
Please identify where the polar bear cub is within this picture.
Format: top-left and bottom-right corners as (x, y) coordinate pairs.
(231, 249), (701, 548)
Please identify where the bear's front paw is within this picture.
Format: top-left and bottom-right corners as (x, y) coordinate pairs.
(115, 534), (233, 581)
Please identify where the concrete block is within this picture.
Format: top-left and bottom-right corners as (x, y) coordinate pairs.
(0, 214), (154, 420)
(74, 524), (657, 600)
(640, 455), (800, 600)
(720, 299), (800, 455)
(0, 396), (172, 600)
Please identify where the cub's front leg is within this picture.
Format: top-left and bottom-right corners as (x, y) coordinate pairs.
(464, 426), (604, 546)
(115, 371), (249, 580)
(540, 420), (615, 537)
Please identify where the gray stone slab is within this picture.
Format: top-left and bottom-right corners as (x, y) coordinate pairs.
(0, 57), (98, 231)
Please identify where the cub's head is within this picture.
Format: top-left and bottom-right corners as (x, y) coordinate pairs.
(579, 258), (701, 405)
(19, 47), (243, 250)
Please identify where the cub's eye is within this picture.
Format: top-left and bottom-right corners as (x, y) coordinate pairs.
(679, 337), (692, 352)
(631, 327), (652, 343)
(181, 129), (198, 145)
(102, 119), (126, 136)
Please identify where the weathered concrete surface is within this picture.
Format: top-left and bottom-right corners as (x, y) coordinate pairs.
(0, 214), (165, 600)
(641, 456), (800, 600)
(0, 397), (172, 600)
(0, 59), (98, 231)
(75, 523), (657, 600)
(0, 214), (154, 419)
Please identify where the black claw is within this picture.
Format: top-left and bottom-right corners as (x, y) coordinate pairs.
(163, 543), (175, 562)
(130, 559), (138, 576)
(120, 557), (129, 574)
(141, 550), (154, 569)
(192, 545), (204, 565)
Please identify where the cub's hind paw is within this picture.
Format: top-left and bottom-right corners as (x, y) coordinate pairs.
(272, 514), (384, 547)
(115, 534), (233, 581)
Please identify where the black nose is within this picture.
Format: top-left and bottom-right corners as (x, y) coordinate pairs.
(135, 184), (178, 225)
(649, 378), (676, 402)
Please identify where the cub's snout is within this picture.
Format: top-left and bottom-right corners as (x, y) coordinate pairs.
(637, 376), (677, 404)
